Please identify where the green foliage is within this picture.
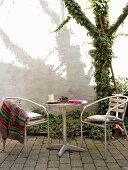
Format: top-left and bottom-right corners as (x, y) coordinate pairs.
(52, 15), (71, 32)
(60, 0), (115, 109)
(90, 126), (104, 139)
(6, 1), (127, 141)
(66, 110), (81, 137)
(116, 76), (128, 95)
(27, 109), (81, 138)
(27, 108), (104, 140)
(28, 108), (126, 140)
(62, 0), (99, 36)
(49, 114), (63, 137)
(60, 0), (128, 114)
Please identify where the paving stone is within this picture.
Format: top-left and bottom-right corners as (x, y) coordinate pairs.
(122, 167), (128, 170)
(121, 151), (128, 158)
(27, 154), (38, 160)
(59, 163), (72, 170)
(80, 152), (90, 157)
(88, 149), (99, 154)
(96, 167), (108, 170)
(91, 153), (103, 160)
(81, 156), (93, 164)
(10, 163), (24, 170)
(71, 160), (83, 167)
(0, 160), (14, 168)
(105, 156), (116, 163)
(5, 155), (18, 161)
(117, 160), (128, 167)
(37, 157), (49, 163)
(117, 147), (128, 151)
(49, 150), (59, 155)
(83, 163), (96, 170)
(111, 153), (125, 160)
(35, 163), (47, 169)
(60, 157), (70, 163)
(72, 168), (84, 170)
(49, 155), (59, 160)
(14, 157), (27, 164)
(94, 159), (106, 167)
(24, 160), (37, 167)
(1, 137), (128, 170)
(47, 168), (59, 170)
(22, 167), (35, 170)
(107, 162), (121, 170)
(61, 152), (70, 158)
(48, 160), (59, 168)
(70, 154), (81, 160)
(0, 153), (8, 163)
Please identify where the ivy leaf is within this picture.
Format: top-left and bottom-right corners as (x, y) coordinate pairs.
(51, 16), (71, 33)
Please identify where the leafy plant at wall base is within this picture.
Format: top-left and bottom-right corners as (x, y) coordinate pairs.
(116, 76), (128, 95)
(27, 108), (105, 140)
(27, 108), (125, 140)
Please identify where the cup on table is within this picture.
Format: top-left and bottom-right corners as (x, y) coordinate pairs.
(48, 94), (54, 101)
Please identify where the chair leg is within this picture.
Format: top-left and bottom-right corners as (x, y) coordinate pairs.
(122, 123), (128, 139)
(24, 126), (28, 157)
(81, 122), (83, 147)
(47, 120), (50, 146)
(108, 125), (111, 145)
(2, 138), (6, 151)
(104, 125), (107, 159)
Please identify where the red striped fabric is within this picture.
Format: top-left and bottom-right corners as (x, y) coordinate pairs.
(0, 100), (28, 143)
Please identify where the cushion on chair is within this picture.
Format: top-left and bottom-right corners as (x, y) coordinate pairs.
(87, 115), (122, 123)
(27, 112), (45, 127)
(27, 112), (43, 121)
(87, 115), (105, 122)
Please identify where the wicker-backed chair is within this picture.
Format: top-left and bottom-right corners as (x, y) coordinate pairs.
(80, 95), (128, 159)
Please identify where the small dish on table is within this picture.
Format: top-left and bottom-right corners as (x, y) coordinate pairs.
(46, 100), (61, 104)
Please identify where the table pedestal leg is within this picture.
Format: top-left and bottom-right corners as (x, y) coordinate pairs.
(58, 144), (85, 156)
(47, 144), (85, 157)
(47, 104), (85, 156)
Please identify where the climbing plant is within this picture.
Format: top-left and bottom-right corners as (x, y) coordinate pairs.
(55, 0), (128, 113)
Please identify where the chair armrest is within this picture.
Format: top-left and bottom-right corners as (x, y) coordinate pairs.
(3, 97), (49, 117)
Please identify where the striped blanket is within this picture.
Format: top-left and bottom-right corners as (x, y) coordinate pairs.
(0, 100), (28, 143)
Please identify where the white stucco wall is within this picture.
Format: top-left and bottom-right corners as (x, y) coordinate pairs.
(0, 0), (127, 105)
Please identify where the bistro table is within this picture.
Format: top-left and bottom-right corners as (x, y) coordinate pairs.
(46, 101), (87, 157)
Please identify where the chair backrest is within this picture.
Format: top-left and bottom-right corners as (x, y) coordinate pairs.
(108, 95), (128, 121)
(3, 97), (47, 112)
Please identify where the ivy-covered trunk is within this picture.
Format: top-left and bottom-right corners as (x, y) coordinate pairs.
(58, 0), (128, 112)
(90, 33), (114, 113)
(90, 0), (114, 100)
(91, 34), (113, 98)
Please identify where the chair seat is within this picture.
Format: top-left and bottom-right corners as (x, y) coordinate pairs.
(86, 115), (123, 124)
(27, 112), (46, 127)
(27, 112), (43, 120)
(27, 118), (46, 127)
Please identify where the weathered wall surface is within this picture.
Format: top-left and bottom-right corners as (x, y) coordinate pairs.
(0, 0), (95, 106)
(0, 0), (128, 107)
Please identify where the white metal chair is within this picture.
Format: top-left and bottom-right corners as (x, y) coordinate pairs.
(80, 95), (128, 159)
(1, 97), (50, 156)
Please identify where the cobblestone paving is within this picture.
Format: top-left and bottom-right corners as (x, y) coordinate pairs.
(0, 136), (128, 170)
